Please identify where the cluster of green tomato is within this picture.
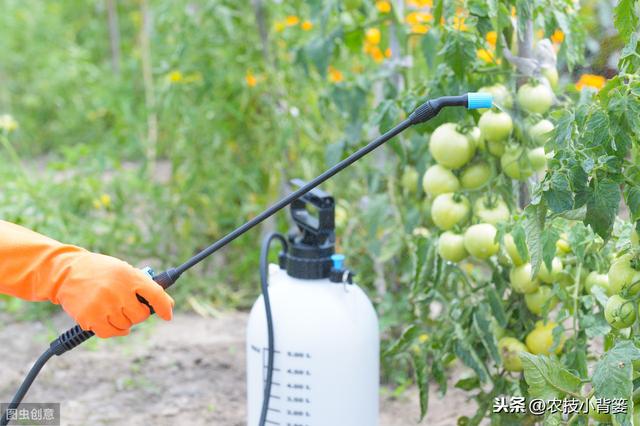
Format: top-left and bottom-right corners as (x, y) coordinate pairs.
(415, 80), (580, 372)
(418, 81), (555, 269)
(602, 231), (640, 330)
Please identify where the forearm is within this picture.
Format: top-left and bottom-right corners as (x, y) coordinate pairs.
(0, 220), (87, 302)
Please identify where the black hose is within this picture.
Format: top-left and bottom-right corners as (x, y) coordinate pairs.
(258, 232), (287, 426)
(1, 348), (55, 426)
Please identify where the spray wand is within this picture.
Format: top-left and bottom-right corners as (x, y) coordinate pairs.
(1, 92), (491, 426)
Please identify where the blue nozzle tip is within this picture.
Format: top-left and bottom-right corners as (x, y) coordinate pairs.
(467, 92), (493, 110)
(331, 254), (345, 270)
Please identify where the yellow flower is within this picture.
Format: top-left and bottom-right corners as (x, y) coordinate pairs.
(485, 31), (497, 48)
(405, 11), (432, 25)
(274, 21), (286, 32)
(245, 71), (258, 87)
(370, 46), (384, 63)
(100, 194), (111, 208)
(285, 15), (299, 26)
(301, 20), (313, 31)
(477, 48), (500, 64)
(511, 6), (516, 17)
(452, 16), (468, 31)
(93, 193), (111, 209)
(551, 29), (564, 44)
(575, 74), (606, 91)
(385, 47), (392, 58)
(0, 114), (18, 132)
(328, 66), (344, 83)
(407, 0), (433, 7)
(376, 1), (391, 13)
(166, 70), (184, 83)
(365, 27), (381, 45)
(418, 333), (429, 343)
(410, 24), (429, 34)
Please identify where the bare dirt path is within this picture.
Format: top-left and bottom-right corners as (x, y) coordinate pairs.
(0, 311), (474, 425)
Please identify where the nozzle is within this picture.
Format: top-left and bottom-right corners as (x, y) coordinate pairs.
(467, 92), (493, 110)
(409, 93), (492, 125)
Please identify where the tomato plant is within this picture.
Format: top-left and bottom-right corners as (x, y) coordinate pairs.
(285, 0), (640, 423)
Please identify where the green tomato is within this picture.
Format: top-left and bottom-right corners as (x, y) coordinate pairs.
(588, 397), (611, 423)
(604, 294), (637, 329)
(556, 237), (571, 255)
(528, 119), (555, 145)
(431, 193), (470, 230)
(437, 231), (468, 262)
(608, 253), (640, 295)
(525, 321), (564, 355)
(400, 166), (419, 194)
(467, 126), (484, 150)
(517, 83), (554, 115)
(497, 337), (528, 372)
(541, 66), (559, 90)
(478, 110), (513, 143)
(463, 223), (499, 259)
(510, 263), (540, 294)
(504, 233), (528, 266)
(473, 195), (510, 225)
(538, 257), (563, 284)
(429, 123), (476, 169)
(487, 140), (505, 157)
(460, 161), (492, 190)
(585, 271), (610, 295)
(478, 84), (513, 110)
(524, 285), (558, 315)
(422, 164), (460, 196)
(527, 147), (547, 172)
(501, 145), (533, 180)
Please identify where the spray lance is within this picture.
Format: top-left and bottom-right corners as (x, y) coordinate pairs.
(1, 92), (492, 426)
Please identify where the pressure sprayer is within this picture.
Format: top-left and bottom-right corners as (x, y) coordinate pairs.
(1, 92), (492, 426)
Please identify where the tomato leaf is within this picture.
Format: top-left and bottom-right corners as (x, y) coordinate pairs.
(624, 186), (640, 222)
(473, 307), (501, 365)
(524, 203), (546, 277)
(581, 312), (611, 338)
(512, 224), (528, 263)
(439, 32), (475, 80)
(410, 349), (430, 420)
(614, 0), (639, 43)
(454, 324), (491, 383)
(485, 286), (508, 328)
(585, 178), (620, 239)
(520, 353), (582, 400)
(384, 324), (420, 357)
(592, 341), (640, 425)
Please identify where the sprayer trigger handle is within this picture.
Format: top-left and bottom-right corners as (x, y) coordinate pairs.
(137, 266), (156, 315)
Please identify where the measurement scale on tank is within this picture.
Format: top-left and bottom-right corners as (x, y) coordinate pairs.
(261, 348), (313, 426)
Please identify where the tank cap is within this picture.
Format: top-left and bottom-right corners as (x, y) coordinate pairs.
(331, 254), (345, 270)
(467, 92), (493, 110)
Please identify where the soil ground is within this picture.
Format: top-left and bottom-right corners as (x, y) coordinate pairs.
(0, 311), (475, 425)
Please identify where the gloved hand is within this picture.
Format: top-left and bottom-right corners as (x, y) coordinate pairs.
(0, 220), (174, 338)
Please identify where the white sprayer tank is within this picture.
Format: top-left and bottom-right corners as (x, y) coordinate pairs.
(246, 263), (379, 426)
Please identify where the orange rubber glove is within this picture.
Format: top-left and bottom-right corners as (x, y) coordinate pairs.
(0, 220), (174, 338)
